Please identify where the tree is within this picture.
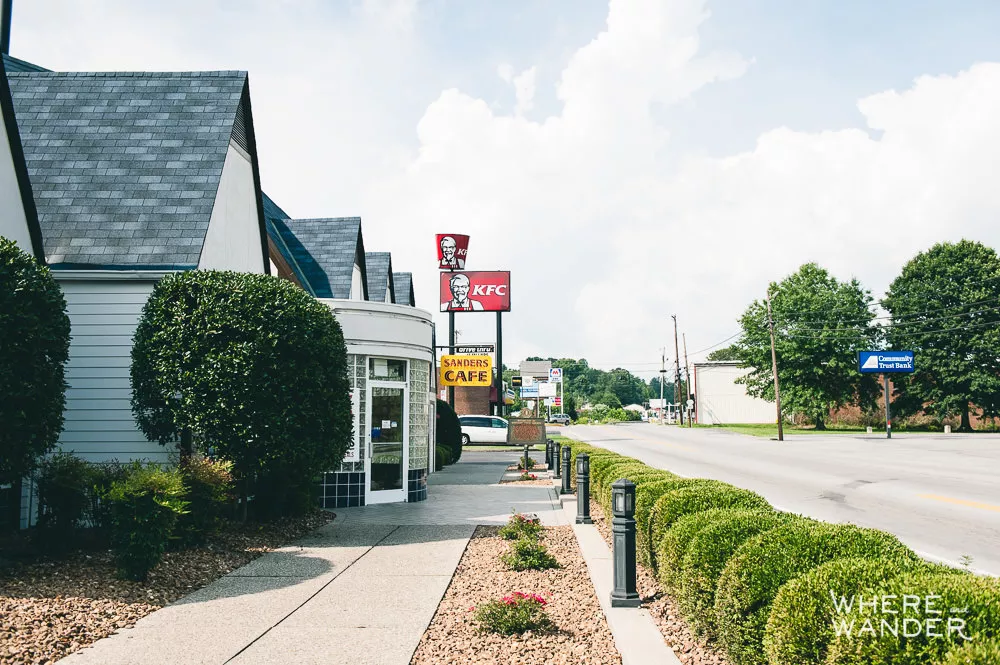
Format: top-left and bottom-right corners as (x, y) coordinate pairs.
(732, 263), (879, 428)
(131, 271), (351, 518)
(882, 240), (1000, 431)
(0, 237), (71, 527)
(648, 377), (674, 402)
(707, 345), (740, 361)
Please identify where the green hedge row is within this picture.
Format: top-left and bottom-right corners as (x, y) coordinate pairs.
(563, 439), (1000, 665)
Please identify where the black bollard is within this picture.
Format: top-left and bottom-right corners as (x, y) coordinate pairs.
(561, 445), (572, 495)
(575, 452), (592, 524)
(523, 444), (530, 473)
(546, 439), (554, 470)
(610, 478), (640, 607)
(553, 443), (562, 479)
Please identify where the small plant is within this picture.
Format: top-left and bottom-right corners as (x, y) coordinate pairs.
(502, 537), (560, 571)
(473, 592), (554, 635)
(516, 456), (536, 470)
(518, 472), (538, 481)
(106, 463), (189, 581)
(498, 512), (542, 541)
(175, 457), (234, 547)
(960, 553), (975, 570)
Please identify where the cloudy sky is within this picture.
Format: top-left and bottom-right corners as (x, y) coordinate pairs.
(13, 0), (1000, 378)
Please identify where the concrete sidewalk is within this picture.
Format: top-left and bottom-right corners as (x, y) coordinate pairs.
(63, 452), (564, 665)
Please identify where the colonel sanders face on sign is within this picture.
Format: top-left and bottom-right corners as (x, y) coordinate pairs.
(441, 273), (484, 311)
(439, 236), (465, 269)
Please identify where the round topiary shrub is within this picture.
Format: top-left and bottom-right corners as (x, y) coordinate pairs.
(678, 510), (802, 639)
(130, 271), (351, 519)
(939, 636), (1000, 665)
(649, 483), (771, 573)
(589, 455), (639, 494)
(825, 571), (1000, 665)
(0, 237), (71, 493)
(657, 507), (774, 594)
(435, 446), (452, 471)
(436, 399), (462, 463)
(714, 522), (919, 665)
(763, 556), (923, 665)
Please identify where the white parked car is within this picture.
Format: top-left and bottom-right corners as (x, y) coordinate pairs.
(458, 415), (509, 444)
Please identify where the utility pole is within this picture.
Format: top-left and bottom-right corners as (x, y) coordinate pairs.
(683, 333), (692, 427)
(765, 291), (784, 441)
(659, 348), (666, 426)
(672, 315), (683, 425)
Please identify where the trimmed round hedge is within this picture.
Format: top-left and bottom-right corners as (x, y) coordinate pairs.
(649, 483), (771, 572)
(657, 507), (773, 594)
(763, 556), (923, 665)
(714, 522), (919, 665)
(0, 237), (71, 481)
(598, 467), (673, 515)
(939, 636), (1000, 665)
(825, 571), (1000, 665)
(636, 477), (702, 567)
(678, 510), (802, 639)
(591, 457), (643, 495)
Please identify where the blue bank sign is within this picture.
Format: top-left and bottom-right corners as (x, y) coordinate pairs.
(858, 351), (915, 374)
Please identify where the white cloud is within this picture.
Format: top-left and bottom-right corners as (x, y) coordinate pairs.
(363, 0), (1000, 372)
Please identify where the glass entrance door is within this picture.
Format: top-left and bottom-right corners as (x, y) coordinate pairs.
(368, 385), (406, 503)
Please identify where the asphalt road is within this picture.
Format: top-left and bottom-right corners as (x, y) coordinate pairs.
(563, 423), (1000, 576)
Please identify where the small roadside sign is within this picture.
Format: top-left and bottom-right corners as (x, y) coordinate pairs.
(554, 396), (562, 407)
(521, 384), (539, 398)
(456, 344), (495, 354)
(511, 376), (523, 387)
(549, 367), (563, 383)
(859, 351), (915, 374)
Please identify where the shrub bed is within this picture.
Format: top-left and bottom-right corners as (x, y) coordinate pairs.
(714, 522), (919, 665)
(824, 571), (1000, 665)
(635, 477), (703, 567)
(939, 636), (1000, 665)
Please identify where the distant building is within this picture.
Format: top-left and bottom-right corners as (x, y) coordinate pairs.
(693, 362), (775, 425)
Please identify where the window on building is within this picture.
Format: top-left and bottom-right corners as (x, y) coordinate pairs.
(370, 357), (407, 382)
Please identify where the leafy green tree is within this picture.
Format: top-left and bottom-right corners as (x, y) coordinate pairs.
(0, 237), (71, 526)
(648, 377), (675, 402)
(733, 263), (879, 428)
(882, 240), (1000, 430)
(130, 271), (351, 518)
(706, 345), (740, 361)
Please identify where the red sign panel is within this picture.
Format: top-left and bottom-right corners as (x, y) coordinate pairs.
(440, 271), (511, 312)
(436, 234), (470, 270)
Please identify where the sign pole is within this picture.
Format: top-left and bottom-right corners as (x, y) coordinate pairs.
(766, 291), (784, 442)
(448, 310), (455, 408)
(496, 311), (503, 417)
(884, 373), (891, 439)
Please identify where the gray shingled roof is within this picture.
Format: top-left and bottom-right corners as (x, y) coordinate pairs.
(6, 70), (248, 267)
(272, 217), (366, 299)
(365, 252), (393, 303)
(393, 271), (414, 306)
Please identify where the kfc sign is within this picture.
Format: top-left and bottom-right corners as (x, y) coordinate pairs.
(439, 355), (493, 386)
(436, 234), (470, 270)
(440, 271), (511, 312)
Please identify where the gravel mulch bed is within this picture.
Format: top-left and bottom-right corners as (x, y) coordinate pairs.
(589, 500), (728, 665)
(0, 510), (333, 665)
(410, 525), (621, 665)
(498, 475), (555, 486)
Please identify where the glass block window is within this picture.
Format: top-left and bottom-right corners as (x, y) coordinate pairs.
(408, 359), (430, 470)
(336, 354), (366, 473)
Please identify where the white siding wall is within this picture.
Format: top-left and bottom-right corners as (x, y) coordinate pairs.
(694, 363), (776, 425)
(351, 263), (364, 300)
(198, 141), (265, 274)
(57, 279), (171, 464)
(0, 109), (33, 253)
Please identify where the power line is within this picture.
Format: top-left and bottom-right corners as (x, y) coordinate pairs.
(780, 318), (1000, 340)
(778, 303), (1000, 333)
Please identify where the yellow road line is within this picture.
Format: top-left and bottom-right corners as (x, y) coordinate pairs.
(919, 494), (1000, 513)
